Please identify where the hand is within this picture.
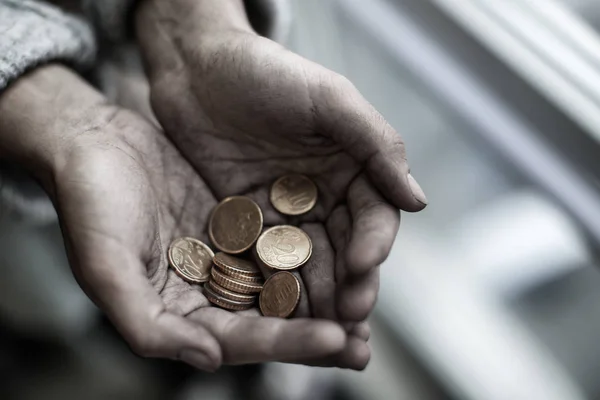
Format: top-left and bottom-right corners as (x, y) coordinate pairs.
(0, 65), (356, 370)
(137, 0), (427, 336)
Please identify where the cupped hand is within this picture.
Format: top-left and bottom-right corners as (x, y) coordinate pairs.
(0, 65), (361, 370)
(138, 26), (427, 329)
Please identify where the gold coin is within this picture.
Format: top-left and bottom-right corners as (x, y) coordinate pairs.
(270, 174), (318, 216)
(209, 196), (263, 254)
(208, 280), (256, 303)
(210, 267), (263, 294)
(256, 225), (312, 270)
(168, 237), (214, 283)
(213, 253), (263, 283)
(204, 285), (254, 311)
(259, 271), (301, 318)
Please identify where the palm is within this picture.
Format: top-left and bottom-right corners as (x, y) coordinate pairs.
(151, 34), (396, 323)
(152, 33), (408, 328)
(54, 107), (215, 315)
(50, 108), (350, 368)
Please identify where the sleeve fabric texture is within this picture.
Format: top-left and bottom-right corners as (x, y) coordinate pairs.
(0, 0), (96, 222)
(83, 0), (292, 43)
(1, 0), (292, 222)
(0, 0), (95, 91)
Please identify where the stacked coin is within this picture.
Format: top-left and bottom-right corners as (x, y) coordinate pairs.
(204, 252), (263, 311)
(168, 174), (319, 318)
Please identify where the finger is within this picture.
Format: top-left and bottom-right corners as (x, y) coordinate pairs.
(326, 205), (352, 292)
(337, 267), (380, 322)
(299, 223), (337, 320)
(314, 76), (427, 211)
(327, 206), (381, 322)
(74, 254), (221, 371)
(326, 205), (352, 260)
(188, 308), (346, 365)
(292, 270), (312, 318)
(347, 174), (400, 275)
(298, 336), (371, 370)
(351, 322), (371, 341)
(334, 336), (371, 370)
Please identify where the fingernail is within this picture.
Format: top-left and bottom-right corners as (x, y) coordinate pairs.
(180, 350), (218, 372)
(408, 174), (428, 206)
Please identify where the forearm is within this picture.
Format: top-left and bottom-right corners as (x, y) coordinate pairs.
(0, 65), (105, 183)
(135, 0), (256, 79)
(137, 0), (253, 37)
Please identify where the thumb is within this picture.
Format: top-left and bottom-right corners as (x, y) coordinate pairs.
(69, 241), (222, 371)
(314, 74), (427, 212)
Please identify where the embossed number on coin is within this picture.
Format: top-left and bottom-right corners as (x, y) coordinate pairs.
(256, 225), (312, 270)
(270, 174), (318, 216)
(259, 271), (301, 318)
(209, 196), (263, 254)
(168, 237), (214, 283)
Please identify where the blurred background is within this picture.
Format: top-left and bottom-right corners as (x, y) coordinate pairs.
(3, 0), (600, 399)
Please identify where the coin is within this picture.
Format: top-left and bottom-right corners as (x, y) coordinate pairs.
(209, 196), (263, 254)
(168, 237), (214, 283)
(204, 285), (254, 311)
(259, 271), (301, 318)
(270, 174), (318, 216)
(256, 225), (312, 270)
(211, 267), (263, 294)
(213, 253), (263, 283)
(208, 280), (256, 303)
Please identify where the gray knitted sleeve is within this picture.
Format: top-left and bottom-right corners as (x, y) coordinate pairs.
(0, 0), (96, 91)
(83, 0), (292, 43)
(0, 1), (96, 222)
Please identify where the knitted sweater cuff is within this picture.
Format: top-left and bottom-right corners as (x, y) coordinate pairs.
(82, 0), (292, 43)
(0, 0), (95, 91)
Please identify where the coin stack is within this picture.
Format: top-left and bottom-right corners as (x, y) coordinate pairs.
(168, 174), (318, 319)
(204, 252), (263, 311)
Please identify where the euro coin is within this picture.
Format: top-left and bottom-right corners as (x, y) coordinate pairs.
(168, 237), (214, 283)
(270, 174), (318, 216)
(204, 284), (254, 311)
(259, 271), (301, 318)
(208, 280), (256, 303)
(256, 225), (312, 270)
(210, 267), (263, 294)
(209, 196), (263, 254)
(213, 252), (263, 283)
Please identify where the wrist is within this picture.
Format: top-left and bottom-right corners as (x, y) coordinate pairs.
(0, 64), (107, 185)
(135, 0), (256, 79)
(137, 0), (254, 36)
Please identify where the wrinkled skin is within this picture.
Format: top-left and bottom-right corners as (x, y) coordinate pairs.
(1, 64), (372, 372)
(140, 31), (426, 333)
(52, 104), (366, 370)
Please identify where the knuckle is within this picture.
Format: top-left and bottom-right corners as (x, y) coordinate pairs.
(320, 72), (356, 104)
(353, 199), (389, 221)
(339, 289), (379, 322)
(330, 72), (354, 90)
(387, 135), (407, 158)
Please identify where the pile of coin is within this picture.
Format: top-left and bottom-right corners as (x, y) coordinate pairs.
(205, 253), (263, 311)
(168, 174), (318, 318)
